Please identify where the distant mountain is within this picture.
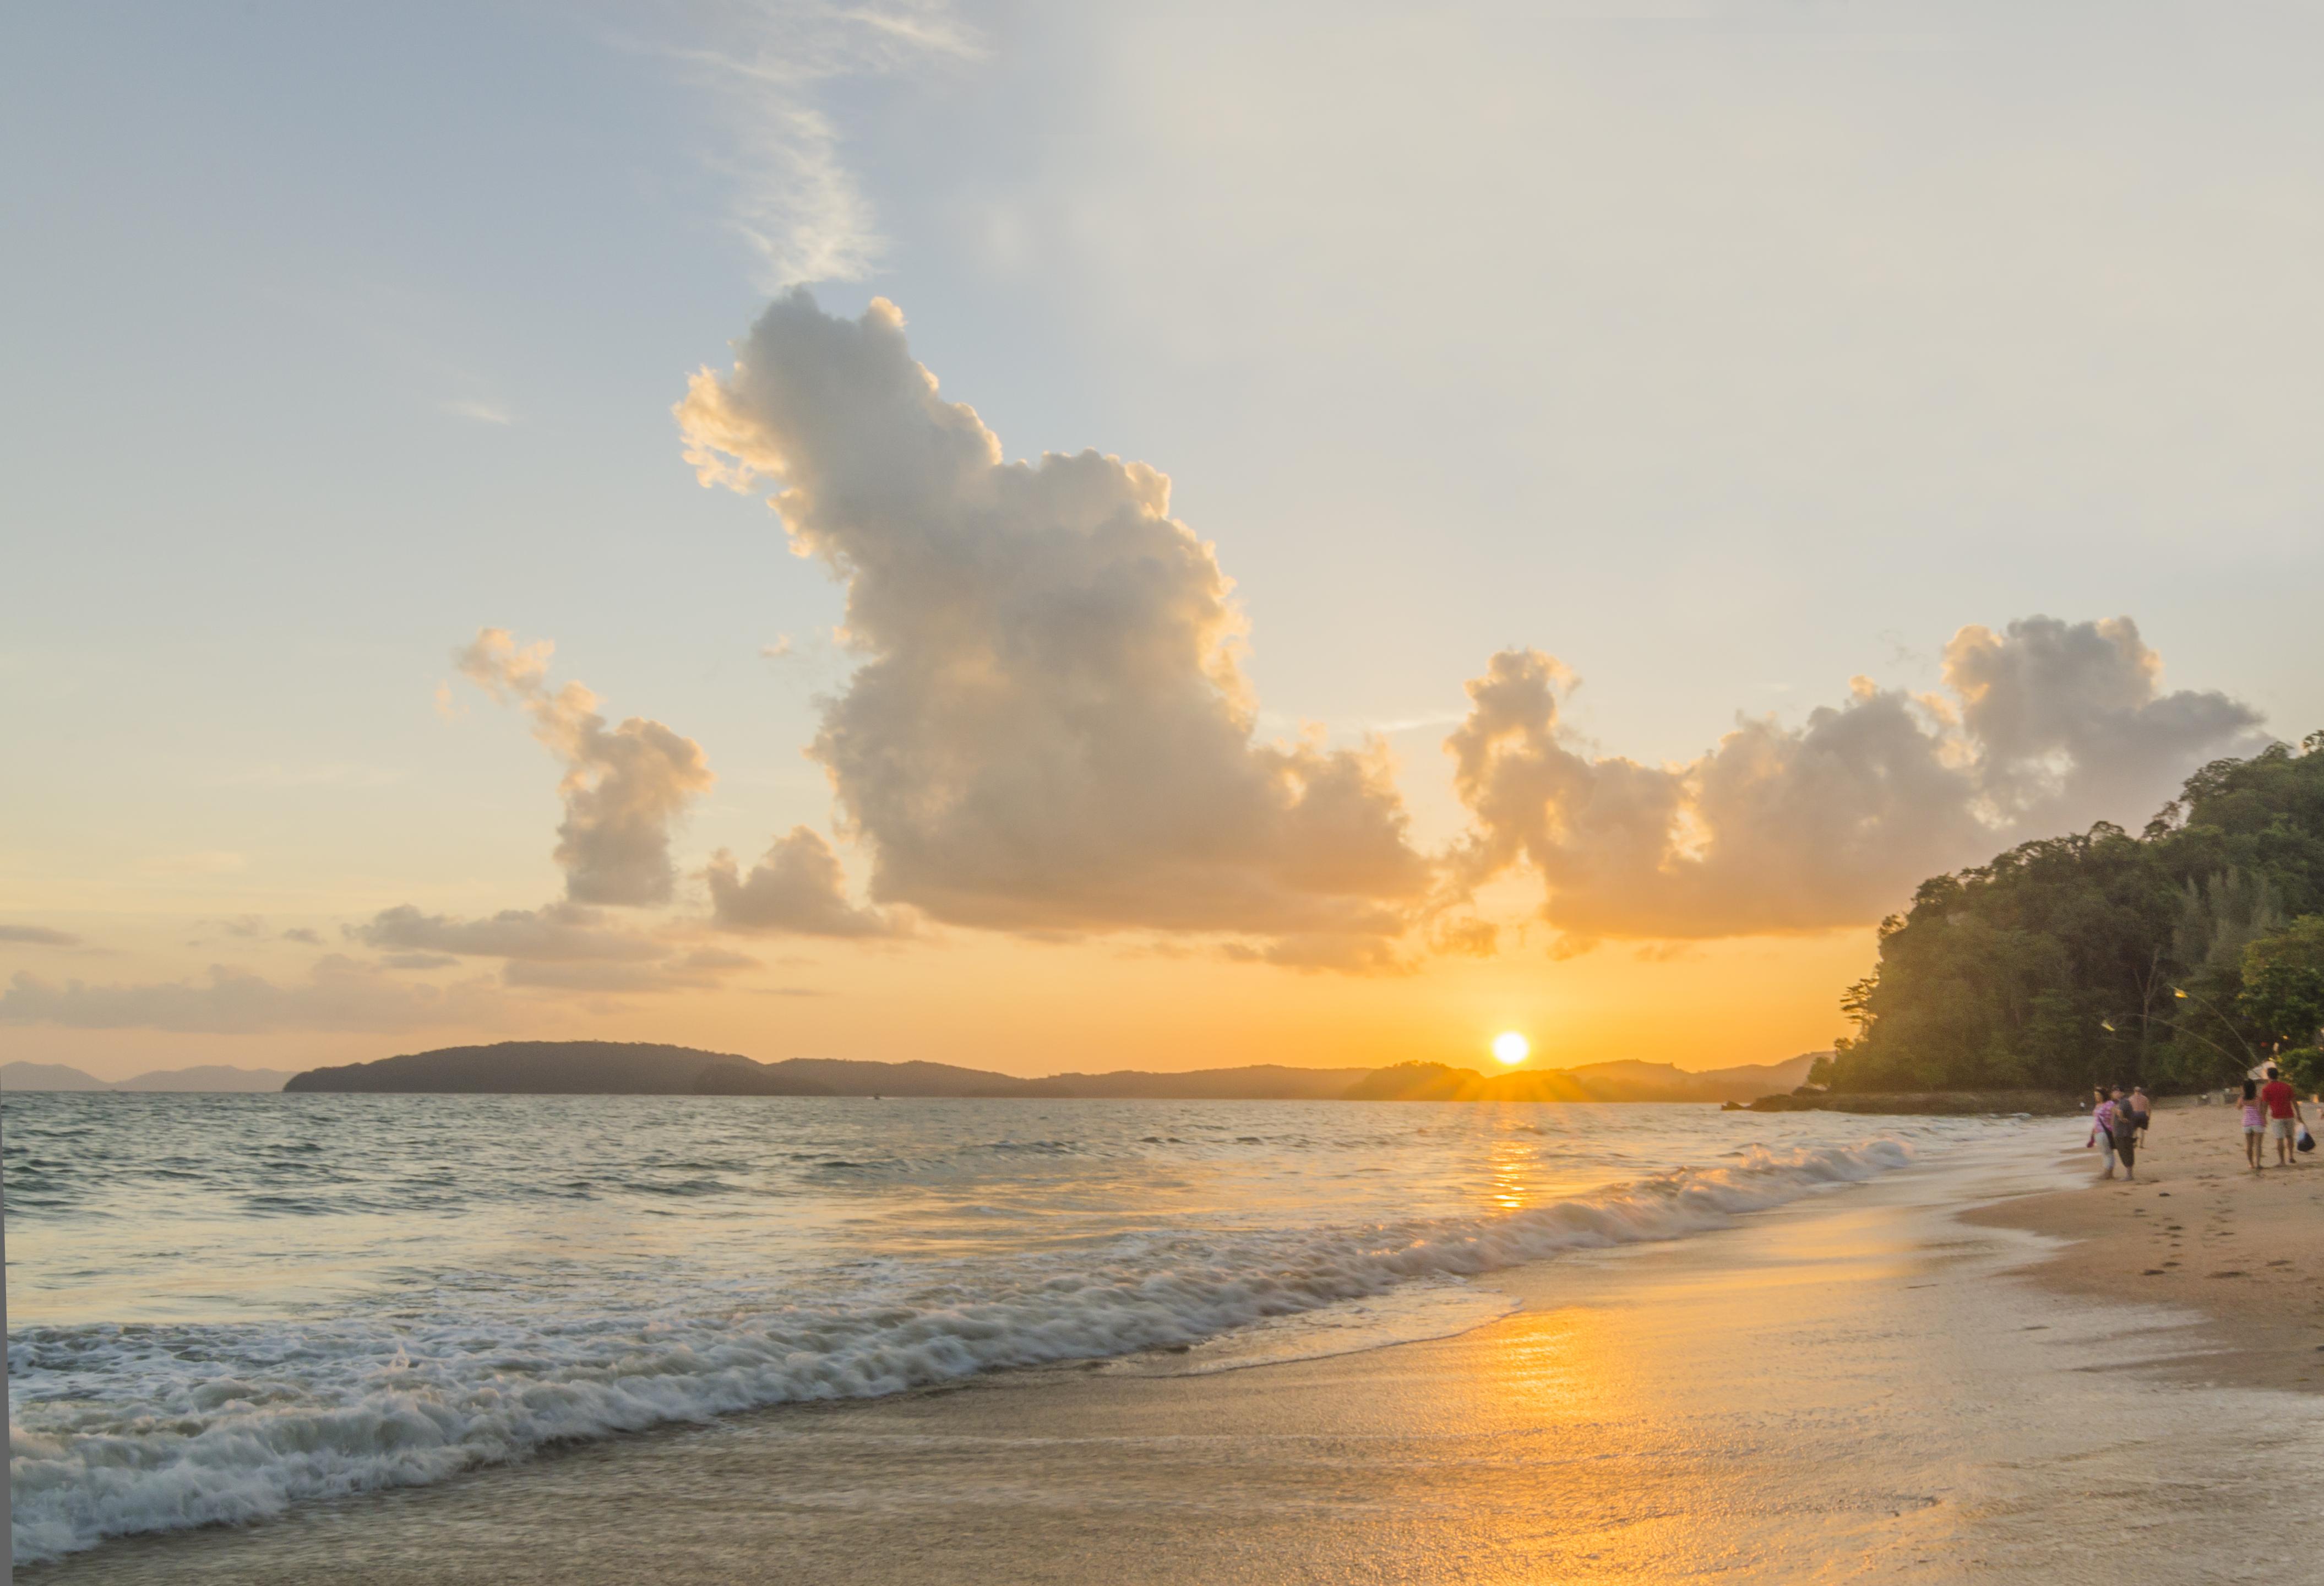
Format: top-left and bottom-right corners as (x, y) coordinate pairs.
(284, 1042), (1825, 1102)
(1346, 1053), (1824, 1105)
(0, 1061), (301, 1093)
(115, 1065), (300, 1092)
(1, 1061), (111, 1091)
(285, 1042), (760, 1095)
(1024, 1064), (1373, 1100)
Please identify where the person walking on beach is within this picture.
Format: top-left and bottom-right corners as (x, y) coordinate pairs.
(2091, 1088), (2120, 1178)
(2109, 1087), (2142, 1182)
(2129, 1085), (2152, 1144)
(2260, 1066), (2304, 1168)
(2240, 1079), (2267, 1171)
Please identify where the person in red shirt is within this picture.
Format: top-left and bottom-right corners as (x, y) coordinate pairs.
(2259, 1066), (2305, 1168)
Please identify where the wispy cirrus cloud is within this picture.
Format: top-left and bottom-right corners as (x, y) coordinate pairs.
(442, 397), (514, 426)
(618, 2), (982, 287)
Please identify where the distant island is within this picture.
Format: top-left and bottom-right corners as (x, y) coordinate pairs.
(273, 1041), (1820, 1103)
(0, 1061), (302, 1093)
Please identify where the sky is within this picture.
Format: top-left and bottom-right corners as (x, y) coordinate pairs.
(4, 1), (2321, 1082)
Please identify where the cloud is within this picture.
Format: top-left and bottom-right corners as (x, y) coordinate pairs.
(199, 915), (268, 939)
(1448, 616), (2267, 943)
(443, 397), (514, 426)
(1222, 934), (1417, 976)
(675, 291), (1433, 965)
(0, 957), (503, 1034)
(350, 903), (663, 962)
(281, 927), (325, 946)
(670, 946), (759, 971)
(500, 959), (717, 994)
(635, 4), (981, 288)
(498, 943), (759, 994)
(456, 629), (715, 906)
(352, 904), (758, 996)
(1941, 616), (2265, 829)
(1428, 915), (1500, 958)
(705, 827), (910, 938)
(0, 925), (79, 948)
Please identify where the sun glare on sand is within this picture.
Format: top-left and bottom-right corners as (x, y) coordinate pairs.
(1492, 1031), (1530, 1066)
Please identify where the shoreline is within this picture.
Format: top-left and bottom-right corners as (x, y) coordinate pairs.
(1966, 1109), (2324, 1394)
(1745, 1089), (2083, 1115)
(36, 1124), (2324, 1584)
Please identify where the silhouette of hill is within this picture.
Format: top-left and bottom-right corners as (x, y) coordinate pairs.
(284, 1041), (772, 1095)
(284, 1042), (1822, 1102)
(2, 1061), (301, 1093)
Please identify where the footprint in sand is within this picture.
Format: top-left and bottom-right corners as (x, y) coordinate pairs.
(2208, 1270), (2248, 1279)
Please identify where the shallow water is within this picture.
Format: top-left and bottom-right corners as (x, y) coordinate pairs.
(32, 1112), (2306, 1586)
(3, 1093), (2028, 1566)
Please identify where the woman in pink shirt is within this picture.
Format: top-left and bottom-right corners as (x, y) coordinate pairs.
(2240, 1079), (2266, 1171)
(2091, 1090), (2120, 1178)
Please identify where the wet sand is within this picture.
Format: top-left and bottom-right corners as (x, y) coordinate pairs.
(36, 1133), (2324, 1585)
(1968, 1104), (2324, 1393)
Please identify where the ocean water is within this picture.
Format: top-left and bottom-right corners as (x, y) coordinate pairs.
(2, 1093), (2016, 1567)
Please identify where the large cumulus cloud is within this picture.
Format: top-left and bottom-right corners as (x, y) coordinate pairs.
(676, 291), (1432, 958)
(457, 629), (715, 907)
(1450, 616), (2266, 944)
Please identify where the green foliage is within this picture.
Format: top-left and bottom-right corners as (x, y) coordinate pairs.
(1826, 737), (2324, 1094)
(2240, 914), (2324, 1049)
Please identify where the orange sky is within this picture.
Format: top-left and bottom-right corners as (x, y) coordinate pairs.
(9, 7), (2318, 1087)
(1, 905), (1872, 1084)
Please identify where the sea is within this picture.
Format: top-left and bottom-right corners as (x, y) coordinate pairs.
(2, 1093), (2028, 1568)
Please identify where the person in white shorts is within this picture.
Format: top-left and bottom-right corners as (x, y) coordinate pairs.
(2259, 1066), (2304, 1168)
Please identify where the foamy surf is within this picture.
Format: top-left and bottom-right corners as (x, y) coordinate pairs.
(8, 1135), (1914, 1563)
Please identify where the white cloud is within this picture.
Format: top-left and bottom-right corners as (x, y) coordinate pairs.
(1447, 616), (2267, 945)
(632, 3), (982, 287)
(456, 629), (716, 906)
(676, 291), (1433, 964)
(705, 825), (910, 937)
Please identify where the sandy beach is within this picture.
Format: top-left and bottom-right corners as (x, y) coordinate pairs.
(36, 1124), (2324, 1586)
(1969, 1100), (2324, 1394)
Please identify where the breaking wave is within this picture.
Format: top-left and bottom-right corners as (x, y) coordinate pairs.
(9, 1137), (1911, 1562)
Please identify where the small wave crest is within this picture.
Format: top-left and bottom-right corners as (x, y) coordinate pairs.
(9, 1137), (1911, 1563)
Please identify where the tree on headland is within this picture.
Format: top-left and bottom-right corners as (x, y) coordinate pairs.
(1825, 734), (2324, 1095)
(2240, 914), (2324, 1091)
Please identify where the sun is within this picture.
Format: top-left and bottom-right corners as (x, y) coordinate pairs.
(1492, 1031), (1530, 1066)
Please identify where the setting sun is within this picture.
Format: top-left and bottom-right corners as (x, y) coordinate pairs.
(1492, 1031), (1531, 1066)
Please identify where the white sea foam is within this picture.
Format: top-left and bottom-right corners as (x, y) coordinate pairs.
(8, 1136), (1913, 1563)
